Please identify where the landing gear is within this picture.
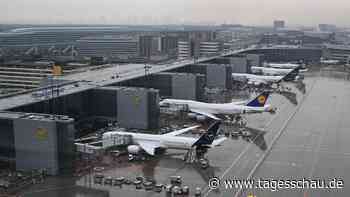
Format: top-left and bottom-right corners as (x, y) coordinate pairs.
(184, 146), (209, 164)
(225, 115), (247, 127)
(184, 148), (196, 163)
(128, 153), (146, 162)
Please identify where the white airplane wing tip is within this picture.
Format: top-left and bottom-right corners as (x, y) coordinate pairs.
(211, 137), (228, 147)
(138, 141), (160, 156)
(190, 109), (221, 120)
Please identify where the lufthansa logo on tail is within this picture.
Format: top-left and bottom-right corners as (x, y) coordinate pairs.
(133, 96), (141, 106)
(258, 96), (266, 104)
(35, 128), (48, 141)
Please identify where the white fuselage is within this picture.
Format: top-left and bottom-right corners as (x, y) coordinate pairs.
(251, 66), (293, 76)
(320, 60), (340, 65)
(161, 99), (270, 115)
(104, 131), (198, 150)
(232, 73), (283, 84)
(265, 63), (300, 69)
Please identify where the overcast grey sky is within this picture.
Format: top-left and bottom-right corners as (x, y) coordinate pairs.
(0, 0), (349, 26)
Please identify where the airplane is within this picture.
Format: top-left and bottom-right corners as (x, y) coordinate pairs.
(159, 92), (275, 121)
(266, 62), (308, 72)
(232, 73), (285, 86)
(320, 59), (340, 65)
(264, 62), (301, 69)
(232, 63), (306, 87)
(102, 121), (226, 157)
(251, 66), (294, 76)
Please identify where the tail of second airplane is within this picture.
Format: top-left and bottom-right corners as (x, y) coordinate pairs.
(246, 92), (270, 107)
(192, 121), (221, 147)
(282, 68), (300, 81)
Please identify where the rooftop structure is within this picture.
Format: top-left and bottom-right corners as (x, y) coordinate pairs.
(0, 48), (253, 111)
(273, 20), (285, 30)
(324, 44), (350, 62)
(0, 61), (90, 90)
(76, 36), (139, 58)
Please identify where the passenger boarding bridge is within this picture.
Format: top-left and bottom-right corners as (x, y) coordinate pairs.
(0, 48), (254, 111)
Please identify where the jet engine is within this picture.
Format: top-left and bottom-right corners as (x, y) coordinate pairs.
(196, 115), (207, 122)
(127, 145), (142, 154)
(187, 113), (197, 119)
(255, 81), (264, 86)
(187, 113), (207, 122)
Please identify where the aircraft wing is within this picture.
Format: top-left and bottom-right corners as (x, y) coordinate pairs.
(190, 109), (221, 120)
(137, 141), (161, 155)
(278, 66), (301, 82)
(162, 125), (200, 137)
(249, 79), (268, 85)
(210, 137), (227, 147)
(231, 100), (247, 105)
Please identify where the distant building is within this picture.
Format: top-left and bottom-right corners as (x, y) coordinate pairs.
(160, 36), (178, 53)
(139, 35), (153, 58)
(260, 33), (279, 45)
(0, 26), (133, 54)
(177, 30), (220, 59)
(139, 35), (177, 59)
(303, 31), (333, 39)
(324, 44), (350, 62)
(243, 47), (322, 63)
(178, 40), (221, 59)
(178, 39), (203, 60)
(319, 24), (337, 32)
(178, 41), (192, 59)
(332, 32), (350, 45)
(0, 112), (75, 175)
(0, 60), (88, 90)
(274, 20), (285, 30)
(216, 30), (234, 42)
(178, 31), (217, 42)
(199, 42), (221, 57)
(76, 36), (139, 58)
(259, 30), (330, 46)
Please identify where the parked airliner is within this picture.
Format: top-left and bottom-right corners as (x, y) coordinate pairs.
(159, 92), (274, 120)
(103, 121), (226, 156)
(232, 73), (285, 86)
(251, 66), (294, 76)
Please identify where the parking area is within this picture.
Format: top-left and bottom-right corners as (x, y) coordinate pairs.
(16, 66), (350, 197)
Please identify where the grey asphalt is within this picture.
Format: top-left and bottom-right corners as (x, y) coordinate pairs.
(18, 67), (350, 197)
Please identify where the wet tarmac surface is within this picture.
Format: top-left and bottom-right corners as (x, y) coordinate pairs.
(17, 67), (350, 197)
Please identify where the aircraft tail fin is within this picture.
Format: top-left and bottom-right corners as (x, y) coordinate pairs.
(282, 67), (300, 81)
(192, 121), (221, 147)
(246, 92), (270, 107)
